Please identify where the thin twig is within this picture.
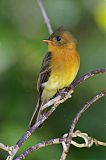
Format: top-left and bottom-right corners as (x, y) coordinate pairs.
(37, 0), (53, 34)
(0, 143), (12, 153)
(14, 129), (106, 160)
(60, 89), (106, 160)
(15, 138), (62, 160)
(70, 90), (106, 132)
(1, 68), (106, 159)
(42, 68), (106, 110)
(71, 130), (106, 148)
(15, 69), (106, 150)
(0, 143), (19, 160)
(14, 89), (106, 160)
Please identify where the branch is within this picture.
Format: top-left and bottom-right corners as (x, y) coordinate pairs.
(0, 143), (19, 160)
(37, 0), (53, 34)
(60, 89), (106, 160)
(42, 68), (106, 110)
(0, 143), (13, 153)
(15, 68), (106, 152)
(14, 129), (106, 160)
(1, 68), (106, 159)
(70, 130), (106, 148)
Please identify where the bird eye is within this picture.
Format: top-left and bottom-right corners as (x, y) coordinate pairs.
(55, 36), (61, 42)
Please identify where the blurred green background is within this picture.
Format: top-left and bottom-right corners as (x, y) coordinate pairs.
(0, 0), (106, 159)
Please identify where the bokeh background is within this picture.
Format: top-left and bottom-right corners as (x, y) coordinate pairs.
(0, 0), (106, 159)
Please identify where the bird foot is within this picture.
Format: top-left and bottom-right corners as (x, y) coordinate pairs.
(55, 89), (74, 105)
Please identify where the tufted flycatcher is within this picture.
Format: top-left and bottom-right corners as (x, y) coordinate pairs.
(29, 27), (80, 128)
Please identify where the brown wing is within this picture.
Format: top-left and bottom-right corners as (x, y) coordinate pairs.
(29, 52), (52, 128)
(37, 52), (52, 95)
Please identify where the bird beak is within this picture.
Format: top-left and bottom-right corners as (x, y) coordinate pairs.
(42, 39), (51, 43)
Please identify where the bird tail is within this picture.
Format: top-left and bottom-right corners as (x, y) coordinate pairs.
(29, 98), (43, 128)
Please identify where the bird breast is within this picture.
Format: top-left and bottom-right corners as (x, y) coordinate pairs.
(47, 47), (80, 90)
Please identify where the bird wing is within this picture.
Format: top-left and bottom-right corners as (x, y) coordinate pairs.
(29, 52), (52, 128)
(37, 52), (52, 95)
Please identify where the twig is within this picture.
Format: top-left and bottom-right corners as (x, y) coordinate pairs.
(15, 138), (62, 160)
(0, 143), (12, 153)
(15, 69), (106, 151)
(37, 0), (53, 34)
(6, 145), (19, 160)
(60, 89), (106, 160)
(0, 143), (19, 160)
(70, 90), (106, 132)
(14, 129), (106, 160)
(42, 68), (106, 110)
(1, 69), (106, 159)
(10, 89), (106, 159)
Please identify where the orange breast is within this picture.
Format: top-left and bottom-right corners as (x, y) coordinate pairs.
(50, 46), (80, 89)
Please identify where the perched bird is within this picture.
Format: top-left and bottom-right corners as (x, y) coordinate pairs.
(29, 27), (80, 128)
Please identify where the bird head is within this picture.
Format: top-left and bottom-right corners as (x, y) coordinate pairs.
(43, 27), (77, 51)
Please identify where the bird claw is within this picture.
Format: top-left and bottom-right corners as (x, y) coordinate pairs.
(60, 89), (73, 102)
(54, 89), (74, 106)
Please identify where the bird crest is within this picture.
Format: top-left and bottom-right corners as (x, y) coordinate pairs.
(49, 26), (64, 40)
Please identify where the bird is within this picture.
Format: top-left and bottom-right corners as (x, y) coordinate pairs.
(29, 27), (80, 128)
